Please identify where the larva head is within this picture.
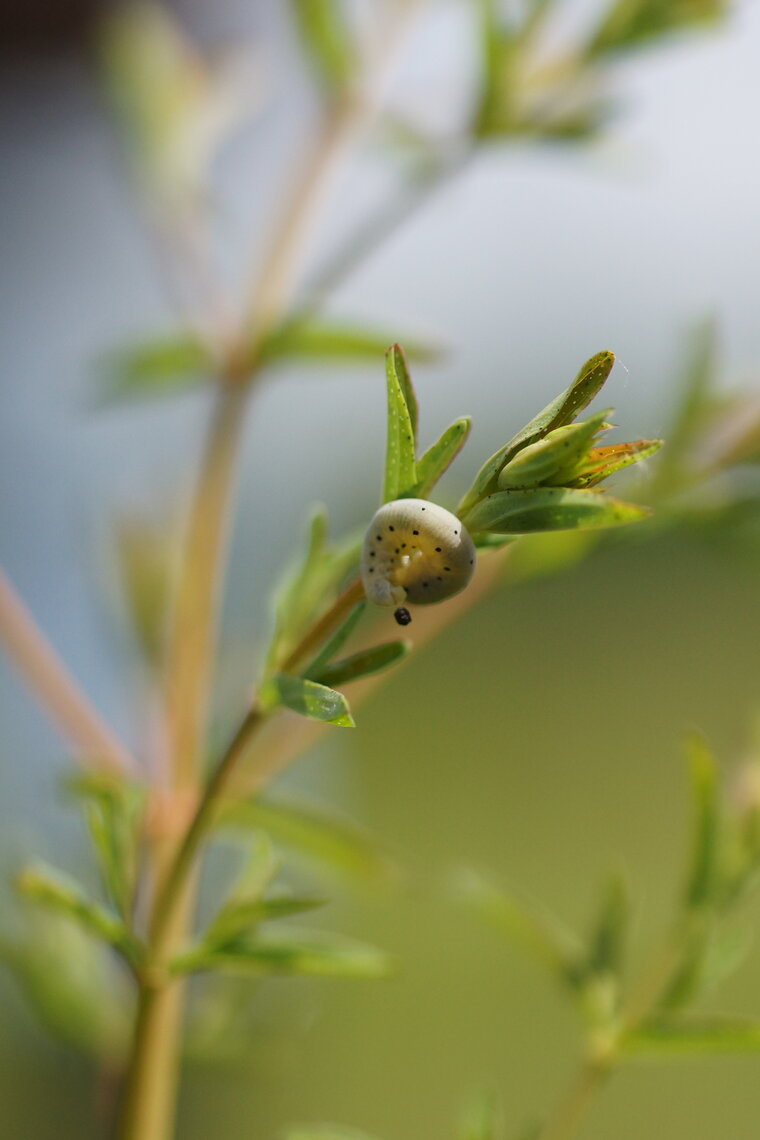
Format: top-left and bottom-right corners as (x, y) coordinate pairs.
(361, 498), (476, 623)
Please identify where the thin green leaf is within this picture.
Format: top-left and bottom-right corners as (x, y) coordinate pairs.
(267, 508), (361, 670)
(625, 1016), (760, 1056)
(458, 1089), (504, 1140)
(570, 439), (663, 488)
(684, 733), (720, 910)
(310, 641), (410, 688)
(260, 674), (355, 727)
(172, 930), (392, 978)
(290, 0), (354, 94)
(260, 319), (439, 367)
(383, 343), (418, 501)
(589, 0), (728, 58)
(302, 602), (366, 679)
(413, 417), (472, 497)
(96, 335), (210, 404)
(583, 874), (629, 984)
(205, 895), (326, 949)
(452, 868), (581, 980)
(458, 351), (615, 515)
(15, 863), (143, 966)
(462, 487), (649, 535)
(218, 796), (396, 883)
(496, 411), (611, 489)
(67, 772), (144, 920)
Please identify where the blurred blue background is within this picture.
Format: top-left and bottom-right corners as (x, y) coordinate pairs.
(3, 2), (760, 1137)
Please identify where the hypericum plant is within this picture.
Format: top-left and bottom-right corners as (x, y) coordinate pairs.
(2, 3), (757, 1140)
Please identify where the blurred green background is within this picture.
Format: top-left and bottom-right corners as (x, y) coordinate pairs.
(3, 2), (760, 1138)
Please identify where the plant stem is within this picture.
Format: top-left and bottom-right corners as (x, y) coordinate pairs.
(0, 568), (135, 775)
(536, 1059), (611, 1140)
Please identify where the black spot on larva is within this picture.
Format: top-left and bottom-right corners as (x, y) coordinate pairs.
(389, 525), (395, 532)
(376, 535), (382, 541)
(401, 543), (407, 548)
(435, 547), (441, 552)
(423, 581), (429, 588)
(395, 548), (400, 554)
(412, 529), (419, 535)
(368, 568), (374, 573)
(454, 530), (458, 535)
(421, 506), (426, 510)
(470, 559), (474, 565)
(444, 567), (451, 572)
(370, 552), (375, 558)
(437, 576), (443, 582)
(394, 607), (412, 626)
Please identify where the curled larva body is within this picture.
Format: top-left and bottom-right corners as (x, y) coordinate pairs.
(361, 498), (476, 624)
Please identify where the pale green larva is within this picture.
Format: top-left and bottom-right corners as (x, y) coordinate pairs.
(361, 498), (476, 625)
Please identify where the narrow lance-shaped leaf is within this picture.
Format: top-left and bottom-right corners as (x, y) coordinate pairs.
(413, 417), (472, 497)
(205, 895), (326, 950)
(462, 486), (649, 535)
(383, 344), (418, 502)
(625, 1016), (760, 1056)
(452, 868), (581, 980)
(218, 795), (396, 883)
(302, 601), (366, 679)
(458, 351), (615, 515)
(497, 410), (611, 489)
(172, 930), (392, 979)
(588, 0), (729, 58)
(290, 0), (355, 94)
(581, 874), (629, 984)
(259, 674), (355, 728)
(16, 863), (143, 966)
(683, 733), (721, 910)
(95, 334), (211, 405)
(310, 641), (410, 688)
(570, 439), (663, 488)
(260, 319), (439, 367)
(67, 772), (144, 920)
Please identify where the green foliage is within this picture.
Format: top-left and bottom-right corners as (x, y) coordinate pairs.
(683, 733), (721, 911)
(290, 0), (355, 95)
(267, 507), (360, 671)
(461, 486), (649, 535)
(413, 417), (472, 497)
(98, 321), (438, 405)
(15, 862), (143, 967)
(260, 319), (439, 368)
(308, 640), (410, 688)
(626, 1016), (760, 1055)
(68, 771), (145, 920)
(589, 0), (729, 57)
(98, 334), (211, 404)
(458, 351), (616, 516)
(259, 673), (355, 728)
(383, 344), (419, 502)
(172, 929), (391, 979)
(218, 795), (397, 884)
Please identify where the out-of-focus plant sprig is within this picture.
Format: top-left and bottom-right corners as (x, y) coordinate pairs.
(453, 732), (760, 1140)
(0, 3), (744, 1140)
